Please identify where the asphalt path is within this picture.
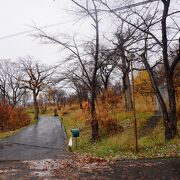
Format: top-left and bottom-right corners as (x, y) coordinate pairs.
(0, 116), (67, 160)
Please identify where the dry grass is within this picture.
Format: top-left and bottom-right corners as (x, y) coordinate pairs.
(60, 92), (180, 159)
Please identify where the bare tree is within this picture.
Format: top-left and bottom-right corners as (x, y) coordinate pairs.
(98, 46), (118, 92)
(0, 60), (25, 107)
(0, 60), (9, 103)
(21, 89), (31, 108)
(19, 57), (57, 120)
(65, 69), (89, 109)
(35, 0), (104, 140)
(100, 0), (180, 139)
(64, 1), (101, 140)
(114, 21), (141, 112)
(45, 85), (66, 108)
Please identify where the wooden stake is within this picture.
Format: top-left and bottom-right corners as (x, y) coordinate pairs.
(76, 137), (77, 150)
(131, 60), (138, 153)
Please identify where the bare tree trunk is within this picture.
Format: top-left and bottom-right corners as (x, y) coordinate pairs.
(161, 0), (177, 139)
(89, 1), (100, 141)
(104, 79), (109, 91)
(121, 53), (133, 111)
(166, 75), (177, 138)
(33, 92), (39, 120)
(90, 89), (98, 140)
(142, 53), (177, 139)
(124, 76), (133, 111)
(1, 104), (8, 131)
(77, 90), (83, 109)
(79, 97), (83, 109)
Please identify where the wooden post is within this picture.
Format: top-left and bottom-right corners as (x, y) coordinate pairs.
(131, 60), (138, 153)
(75, 137), (77, 150)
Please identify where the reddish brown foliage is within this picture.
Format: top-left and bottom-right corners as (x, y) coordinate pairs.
(100, 118), (124, 135)
(82, 101), (90, 112)
(0, 102), (31, 132)
(97, 90), (123, 135)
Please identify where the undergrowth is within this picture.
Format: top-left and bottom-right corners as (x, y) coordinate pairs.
(0, 107), (36, 139)
(60, 103), (180, 159)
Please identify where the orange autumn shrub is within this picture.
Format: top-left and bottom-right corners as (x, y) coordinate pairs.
(0, 102), (31, 132)
(97, 90), (123, 135)
(100, 117), (124, 135)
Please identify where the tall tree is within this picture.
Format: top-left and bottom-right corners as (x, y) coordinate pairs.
(114, 22), (140, 112)
(64, 70), (88, 109)
(98, 46), (117, 92)
(36, 0), (103, 140)
(19, 57), (57, 120)
(100, 0), (180, 139)
(0, 60), (25, 107)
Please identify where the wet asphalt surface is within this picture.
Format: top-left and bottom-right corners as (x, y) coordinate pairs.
(0, 116), (67, 160)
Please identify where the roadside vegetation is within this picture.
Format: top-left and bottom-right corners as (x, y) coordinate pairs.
(60, 107), (179, 159)
(0, 103), (35, 139)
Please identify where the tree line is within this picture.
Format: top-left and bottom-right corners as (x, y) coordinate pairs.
(0, 0), (179, 140)
(36, 0), (180, 140)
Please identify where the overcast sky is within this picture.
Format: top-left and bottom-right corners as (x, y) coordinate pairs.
(0, 0), (113, 65)
(0, 0), (179, 65)
(0, 0), (76, 64)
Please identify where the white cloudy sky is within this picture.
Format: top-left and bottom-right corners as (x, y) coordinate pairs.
(0, 0), (114, 65)
(0, 0), (115, 65)
(0, 0), (78, 64)
(0, 0), (179, 65)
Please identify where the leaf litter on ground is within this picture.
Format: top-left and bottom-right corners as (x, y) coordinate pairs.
(23, 154), (114, 179)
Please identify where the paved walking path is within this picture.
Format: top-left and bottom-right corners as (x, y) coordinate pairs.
(0, 116), (67, 160)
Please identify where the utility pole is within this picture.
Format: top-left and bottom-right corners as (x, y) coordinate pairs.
(112, 0), (159, 12)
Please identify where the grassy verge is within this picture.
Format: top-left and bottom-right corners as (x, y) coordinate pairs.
(0, 129), (21, 139)
(60, 104), (180, 159)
